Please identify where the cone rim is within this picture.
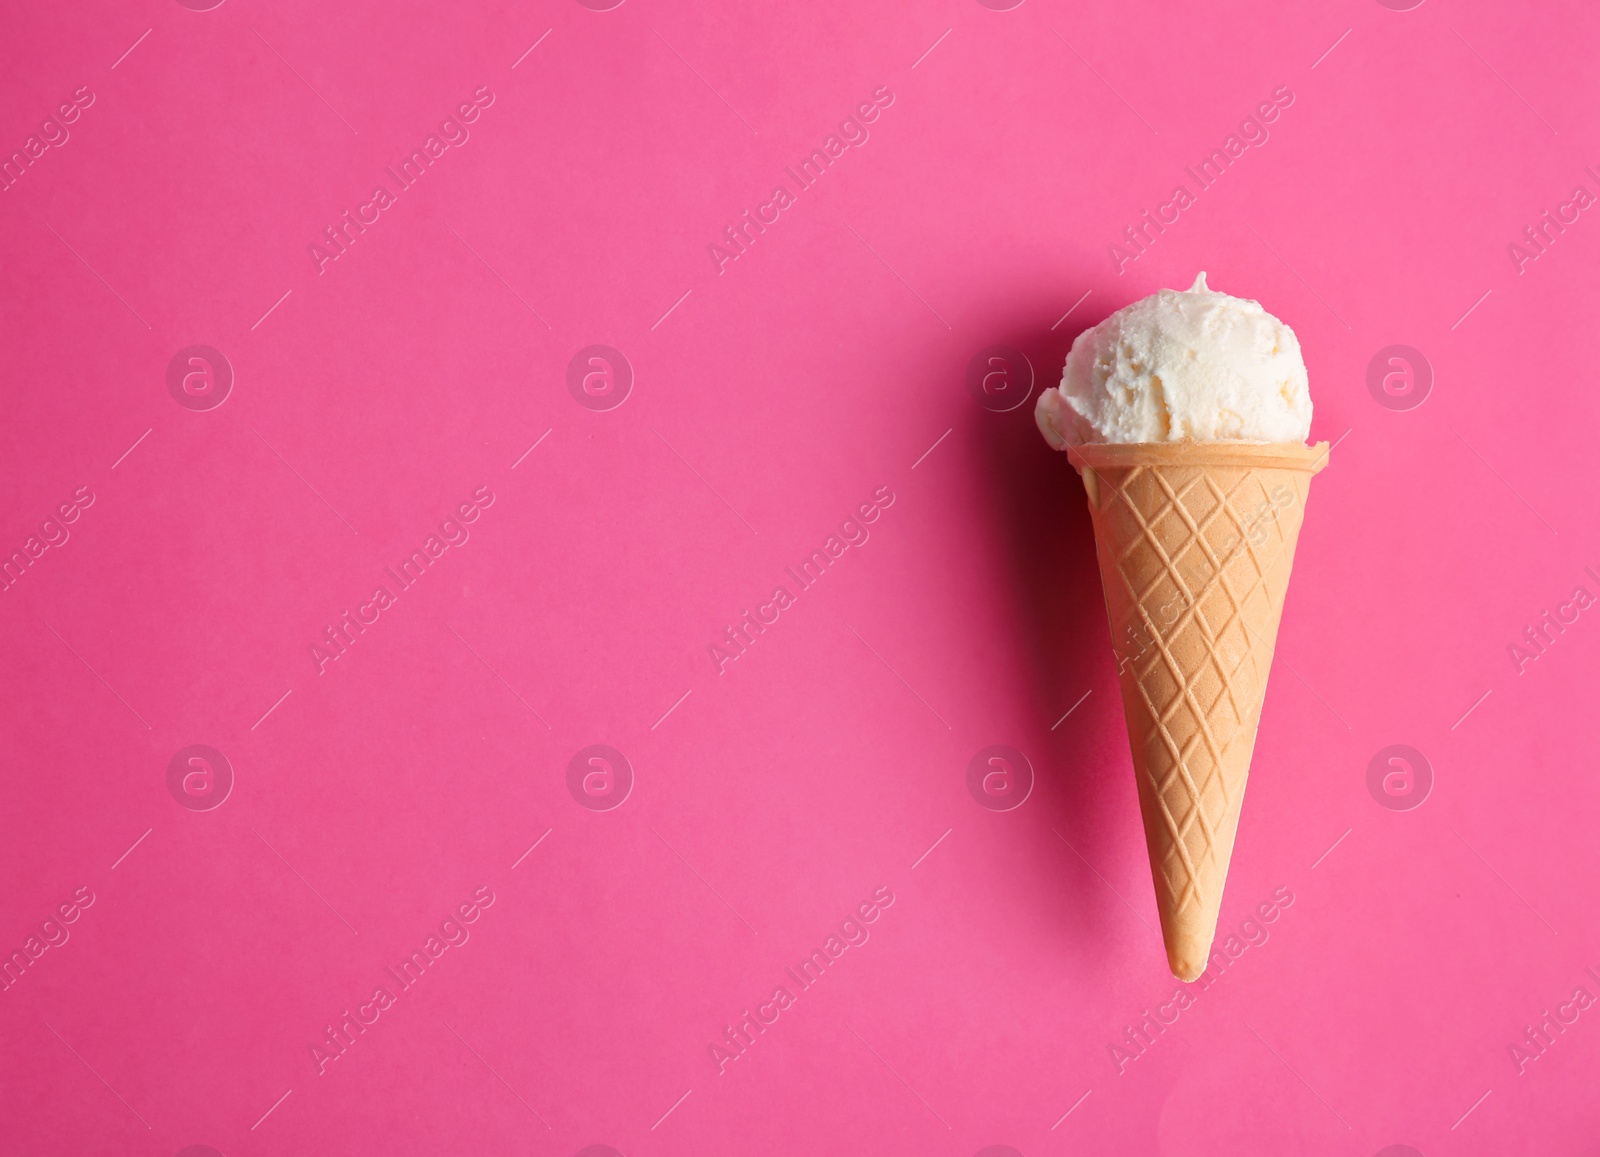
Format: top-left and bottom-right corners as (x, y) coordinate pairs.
(1067, 439), (1330, 474)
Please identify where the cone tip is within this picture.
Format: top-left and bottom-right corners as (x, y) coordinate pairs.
(1167, 936), (1213, 983)
(1170, 956), (1205, 983)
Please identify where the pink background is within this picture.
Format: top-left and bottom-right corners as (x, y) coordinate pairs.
(2, 0), (1597, 1153)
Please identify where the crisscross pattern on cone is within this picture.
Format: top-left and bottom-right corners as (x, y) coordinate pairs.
(1068, 441), (1327, 981)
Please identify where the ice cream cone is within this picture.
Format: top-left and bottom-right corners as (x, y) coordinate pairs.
(1066, 440), (1328, 981)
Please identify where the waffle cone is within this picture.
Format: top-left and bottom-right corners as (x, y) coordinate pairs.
(1067, 440), (1328, 981)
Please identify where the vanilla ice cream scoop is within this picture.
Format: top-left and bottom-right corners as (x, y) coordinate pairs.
(1035, 273), (1312, 448)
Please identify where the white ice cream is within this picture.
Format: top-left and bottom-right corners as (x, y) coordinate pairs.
(1035, 273), (1312, 448)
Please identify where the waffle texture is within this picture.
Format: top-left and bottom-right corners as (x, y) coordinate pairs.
(1068, 441), (1328, 981)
